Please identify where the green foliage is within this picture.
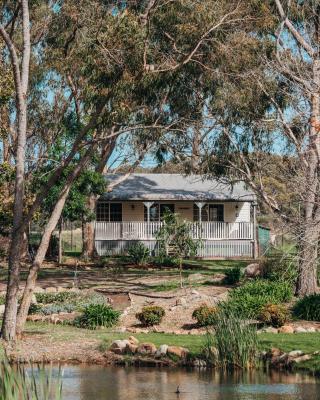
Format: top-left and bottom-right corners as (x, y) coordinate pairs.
(152, 255), (178, 268)
(35, 291), (79, 304)
(226, 280), (293, 319)
(0, 361), (62, 400)
(0, 296), (5, 306)
(223, 267), (242, 285)
(28, 303), (43, 315)
(208, 308), (258, 369)
(128, 242), (150, 266)
(136, 306), (165, 326)
(259, 304), (290, 327)
(192, 304), (217, 327)
(261, 256), (298, 285)
(74, 304), (120, 329)
(293, 294), (320, 321)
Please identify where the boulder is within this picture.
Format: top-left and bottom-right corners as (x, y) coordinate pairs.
(167, 346), (189, 359)
(109, 339), (130, 354)
(292, 354), (312, 363)
(278, 325), (294, 334)
(306, 327), (316, 333)
(158, 344), (168, 355)
(125, 343), (138, 354)
(269, 347), (281, 357)
(137, 342), (157, 355)
(128, 336), (139, 345)
(262, 327), (278, 334)
(288, 350), (303, 358)
(244, 263), (261, 278)
(294, 326), (307, 333)
(193, 359), (207, 367)
(34, 286), (45, 293)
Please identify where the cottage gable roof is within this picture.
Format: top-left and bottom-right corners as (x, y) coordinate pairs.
(101, 174), (256, 202)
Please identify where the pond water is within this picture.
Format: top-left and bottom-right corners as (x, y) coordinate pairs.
(57, 365), (320, 400)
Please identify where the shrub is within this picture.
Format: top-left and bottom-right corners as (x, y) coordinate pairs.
(75, 304), (120, 329)
(206, 308), (258, 369)
(28, 303), (43, 315)
(136, 305), (165, 326)
(261, 256), (297, 284)
(259, 304), (290, 327)
(192, 304), (217, 327)
(128, 242), (150, 266)
(223, 267), (242, 285)
(153, 255), (178, 268)
(293, 294), (320, 321)
(226, 279), (293, 319)
(35, 291), (78, 304)
(41, 303), (77, 315)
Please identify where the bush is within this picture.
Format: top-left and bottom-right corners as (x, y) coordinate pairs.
(261, 256), (297, 284)
(28, 303), (43, 315)
(223, 267), (242, 285)
(192, 304), (217, 327)
(153, 255), (178, 267)
(259, 303), (290, 327)
(136, 305), (165, 326)
(35, 291), (78, 304)
(75, 304), (120, 329)
(206, 307), (258, 369)
(128, 242), (150, 266)
(293, 294), (320, 321)
(226, 279), (293, 319)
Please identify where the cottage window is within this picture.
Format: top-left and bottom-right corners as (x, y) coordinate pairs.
(96, 202), (122, 222)
(193, 204), (224, 222)
(144, 203), (175, 222)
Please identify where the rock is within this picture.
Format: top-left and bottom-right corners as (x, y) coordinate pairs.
(292, 354), (312, 363)
(128, 336), (139, 345)
(193, 359), (206, 367)
(109, 339), (130, 354)
(57, 286), (65, 292)
(125, 343), (138, 354)
(176, 298), (187, 306)
(191, 289), (199, 296)
(167, 346), (189, 359)
(31, 294), (37, 304)
(270, 347), (281, 357)
(34, 286), (44, 293)
(294, 327), (307, 333)
(45, 287), (57, 293)
(134, 328), (150, 334)
(278, 325), (294, 334)
(137, 342), (157, 355)
(0, 304), (5, 315)
(288, 350), (304, 358)
(306, 327), (316, 333)
(263, 327), (278, 334)
(244, 263), (261, 278)
(158, 344), (168, 355)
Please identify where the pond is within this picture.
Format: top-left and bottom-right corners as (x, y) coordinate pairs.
(58, 365), (320, 400)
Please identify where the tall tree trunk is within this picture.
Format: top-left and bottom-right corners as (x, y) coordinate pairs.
(0, 0), (30, 341)
(16, 144), (96, 335)
(296, 59), (320, 296)
(82, 195), (96, 260)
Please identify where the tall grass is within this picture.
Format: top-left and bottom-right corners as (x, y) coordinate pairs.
(0, 361), (62, 400)
(205, 307), (258, 370)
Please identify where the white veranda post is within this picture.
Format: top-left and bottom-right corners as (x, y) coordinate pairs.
(143, 201), (154, 239)
(195, 202), (205, 238)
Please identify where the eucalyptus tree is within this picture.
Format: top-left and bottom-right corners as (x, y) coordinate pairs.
(0, 0), (250, 340)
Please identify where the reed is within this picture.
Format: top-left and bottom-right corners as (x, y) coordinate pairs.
(0, 361), (62, 400)
(206, 307), (258, 370)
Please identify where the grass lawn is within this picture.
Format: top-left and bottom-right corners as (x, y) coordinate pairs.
(11, 322), (320, 374)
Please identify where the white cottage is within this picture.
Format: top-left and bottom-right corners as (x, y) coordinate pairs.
(94, 173), (257, 259)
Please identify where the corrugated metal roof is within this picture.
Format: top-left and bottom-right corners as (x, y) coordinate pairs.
(101, 174), (256, 202)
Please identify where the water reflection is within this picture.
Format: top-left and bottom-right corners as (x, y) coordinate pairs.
(59, 365), (320, 400)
